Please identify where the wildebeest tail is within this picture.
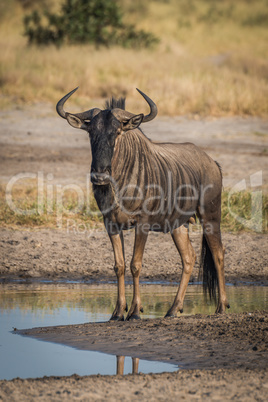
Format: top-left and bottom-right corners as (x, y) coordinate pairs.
(199, 235), (218, 304)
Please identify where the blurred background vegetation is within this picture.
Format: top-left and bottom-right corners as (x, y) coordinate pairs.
(0, 0), (268, 116)
(23, 0), (159, 48)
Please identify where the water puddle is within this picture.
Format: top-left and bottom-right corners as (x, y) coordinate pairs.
(0, 283), (267, 380)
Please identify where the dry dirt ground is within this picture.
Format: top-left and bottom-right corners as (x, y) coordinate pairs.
(0, 228), (267, 285)
(0, 105), (267, 400)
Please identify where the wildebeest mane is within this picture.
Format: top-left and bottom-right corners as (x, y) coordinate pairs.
(105, 97), (126, 110)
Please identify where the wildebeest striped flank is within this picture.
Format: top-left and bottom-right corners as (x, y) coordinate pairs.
(57, 88), (230, 320)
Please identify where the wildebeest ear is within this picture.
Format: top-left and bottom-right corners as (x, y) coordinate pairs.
(66, 114), (88, 130)
(121, 114), (144, 132)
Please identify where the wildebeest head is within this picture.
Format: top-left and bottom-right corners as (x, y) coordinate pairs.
(56, 88), (157, 185)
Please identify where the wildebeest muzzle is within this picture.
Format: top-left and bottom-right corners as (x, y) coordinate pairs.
(91, 171), (111, 185)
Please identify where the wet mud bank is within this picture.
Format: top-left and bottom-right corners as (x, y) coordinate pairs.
(18, 311), (268, 371)
(2, 311), (267, 401)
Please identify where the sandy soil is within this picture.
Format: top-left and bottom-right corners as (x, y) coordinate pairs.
(0, 104), (268, 188)
(1, 368), (267, 401)
(0, 228), (267, 285)
(0, 105), (267, 400)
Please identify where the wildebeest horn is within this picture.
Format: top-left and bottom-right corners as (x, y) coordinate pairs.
(112, 89), (158, 123)
(56, 87), (101, 121)
(136, 88), (158, 122)
(57, 87), (157, 123)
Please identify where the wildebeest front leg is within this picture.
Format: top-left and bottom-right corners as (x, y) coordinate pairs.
(165, 225), (196, 317)
(126, 225), (149, 320)
(109, 232), (128, 321)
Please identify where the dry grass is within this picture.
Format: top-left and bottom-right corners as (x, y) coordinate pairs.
(221, 190), (268, 234)
(0, 0), (268, 116)
(0, 183), (103, 229)
(0, 183), (267, 233)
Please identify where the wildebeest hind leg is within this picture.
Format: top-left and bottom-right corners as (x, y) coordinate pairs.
(126, 225), (149, 320)
(201, 219), (230, 314)
(165, 225), (196, 317)
(109, 232), (127, 321)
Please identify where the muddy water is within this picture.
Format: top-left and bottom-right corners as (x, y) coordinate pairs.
(0, 283), (267, 380)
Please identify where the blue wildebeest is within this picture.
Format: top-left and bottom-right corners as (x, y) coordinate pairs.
(56, 88), (230, 320)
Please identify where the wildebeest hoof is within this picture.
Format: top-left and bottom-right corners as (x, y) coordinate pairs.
(127, 314), (141, 321)
(110, 315), (124, 321)
(164, 310), (178, 318)
(164, 313), (176, 318)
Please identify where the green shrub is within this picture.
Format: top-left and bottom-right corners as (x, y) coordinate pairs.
(23, 0), (159, 48)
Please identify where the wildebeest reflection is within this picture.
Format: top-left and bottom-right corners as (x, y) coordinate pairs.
(56, 88), (230, 320)
(116, 356), (139, 375)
